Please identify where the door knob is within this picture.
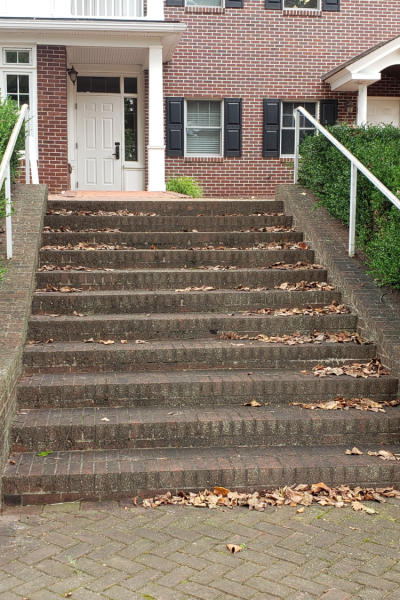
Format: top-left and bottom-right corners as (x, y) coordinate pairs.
(112, 143), (120, 160)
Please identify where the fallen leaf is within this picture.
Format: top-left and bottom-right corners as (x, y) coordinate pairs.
(214, 486), (231, 496)
(121, 340), (128, 344)
(244, 399), (261, 407)
(98, 340), (115, 345)
(150, 244), (157, 250)
(101, 418), (110, 422)
(345, 447), (363, 455)
(135, 340), (147, 344)
(296, 507), (305, 513)
(37, 451), (53, 457)
(226, 544), (242, 554)
(8, 460), (16, 465)
(84, 338), (95, 343)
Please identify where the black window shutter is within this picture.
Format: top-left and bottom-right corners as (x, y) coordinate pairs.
(265, 0), (282, 9)
(166, 97), (184, 157)
(320, 99), (338, 126)
(322, 0), (340, 10)
(224, 98), (242, 157)
(226, 0), (244, 7)
(166, 0), (184, 6)
(263, 99), (281, 157)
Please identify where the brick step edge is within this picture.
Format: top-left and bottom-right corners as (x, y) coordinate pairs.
(16, 369), (399, 408)
(27, 312), (358, 342)
(22, 340), (377, 374)
(11, 405), (400, 453)
(4, 444), (400, 506)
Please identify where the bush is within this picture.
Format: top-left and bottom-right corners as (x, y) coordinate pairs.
(166, 176), (203, 198)
(298, 122), (400, 289)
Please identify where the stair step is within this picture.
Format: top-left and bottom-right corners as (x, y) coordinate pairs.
(17, 369), (399, 409)
(28, 311), (358, 342)
(46, 199), (283, 215)
(38, 248), (315, 269)
(35, 267), (328, 291)
(32, 289), (340, 315)
(44, 214), (293, 232)
(11, 406), (400, 453)
(4, 444), (400, 506)
(22, 339), (377, 374)
(42, 230), (303, 248)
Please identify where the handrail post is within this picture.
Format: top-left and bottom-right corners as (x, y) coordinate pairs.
(349, 162), (357, 257)
(5, 163), (12, 260)
(29, 136), (39, 185)
(25, 112), (30, 185)
(293, 109), (300, 184)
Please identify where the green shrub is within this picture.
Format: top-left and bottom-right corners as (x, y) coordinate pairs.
(166, 176), (203, 198)
(298, 123), (400, 289)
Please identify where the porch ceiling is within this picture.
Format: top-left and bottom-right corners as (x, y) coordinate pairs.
(68, 46), (148, 66)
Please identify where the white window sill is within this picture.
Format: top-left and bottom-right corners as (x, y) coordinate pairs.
(283, 9), (322, 16)
(184, 156), (224, 162)
(185, 6), (225, 13)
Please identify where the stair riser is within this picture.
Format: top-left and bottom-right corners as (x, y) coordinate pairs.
(5, 457), (400, 506)
(27, 314), (358, 342)
(44, 215), (293, 232)
(32, 290), (341, 315)
(46, 199), (283, 215)
(42, 231), (303, 248)
(38, 249), (315, 269)
(35, 269), (328, 291)
(22, 344), (377, 374)
(17, 377), (398, 409)
(11, 415), (400, 453)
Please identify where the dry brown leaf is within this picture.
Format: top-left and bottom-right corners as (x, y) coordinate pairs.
(244, 399), (262, 407)
(226, 544), (242, 554)
(345, 447), (363, 455)
(296, 507), (305, 513)
(135, 340), (147, 344)
(98, 340), (115, 345)
(214, 486), (230, 497)
(84, 338), (95, 343)
(121, 340), (128, 344)
(101, 418), (110, 422)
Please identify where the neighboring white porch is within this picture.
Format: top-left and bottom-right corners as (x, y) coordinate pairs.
(322, 34), (400, 126)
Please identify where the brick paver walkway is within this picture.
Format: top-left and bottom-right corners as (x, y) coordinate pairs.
(2, 499), (400, 600)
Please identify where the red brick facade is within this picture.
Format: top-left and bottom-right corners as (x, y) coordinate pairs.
(37, 46), (69, 193)
(162, 0), (400, 196)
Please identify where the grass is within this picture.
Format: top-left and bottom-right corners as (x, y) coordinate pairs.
(166, 176), (203, 198)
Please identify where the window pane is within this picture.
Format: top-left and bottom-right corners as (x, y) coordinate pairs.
(187, 101), (220, 127)
(124, 98), (138, 162)
(19, 95), (29, 105)
(19, 75), (29, 94)
(8, 95), (18, 104)
(186, 0), (222, 5)
(5, 51), (17, 64)
(105, 77), (120, 93)
(77, 77), (91, 93)
(284, 0), (318, 7)
(91, 77), (106, 93)
(187, 128), (221, 155)
(282, 129), (295, 155)
(18, 51), (30, 64)
(6, 75), (18, 94)
(124, 77), (137, 94)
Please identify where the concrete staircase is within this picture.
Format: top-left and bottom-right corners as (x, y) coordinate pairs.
(3, 197), (400, 505)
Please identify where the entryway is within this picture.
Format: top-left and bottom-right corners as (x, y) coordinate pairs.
(367, 98), (400, 126)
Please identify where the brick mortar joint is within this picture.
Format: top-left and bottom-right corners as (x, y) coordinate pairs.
(277, 184), (400, 384)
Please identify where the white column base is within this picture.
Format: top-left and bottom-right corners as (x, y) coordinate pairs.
(147, 145), (166, 192)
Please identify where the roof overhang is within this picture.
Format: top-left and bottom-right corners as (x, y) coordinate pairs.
(0, 18), (187, 63)
(322, 34), (400, 91)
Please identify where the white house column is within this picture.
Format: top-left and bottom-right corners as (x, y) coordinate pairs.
(147, 46), (166, 192)
(357, 84), (368, 126)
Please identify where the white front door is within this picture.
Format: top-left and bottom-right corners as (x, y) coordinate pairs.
(367, 99), (400, 126)
(77, 96), (122, 190)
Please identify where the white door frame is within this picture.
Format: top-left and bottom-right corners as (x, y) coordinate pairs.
(67, 63), (145, 191)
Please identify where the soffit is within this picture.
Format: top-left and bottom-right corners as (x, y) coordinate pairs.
(68, 46), (148, 65)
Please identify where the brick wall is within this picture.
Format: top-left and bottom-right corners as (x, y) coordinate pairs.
(162, 0), (400, 197)
(37, 46), (69, 194)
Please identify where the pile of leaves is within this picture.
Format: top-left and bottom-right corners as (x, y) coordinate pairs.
(41, 243), (137, 251)
(250, 212), (285, 216)
(35, 284), (83, 293)
(186, 242), (309, 251)
(46, 209), (157, 217)
(236, 285), (269, 292)
(175, 285), (216, 293)
(43, 226), (121, 233)
(220, 330), (367, 345)
(239, 226), (296, 233)
(38, 265), (114, 272)
(242, 302), (351, 317)
(275, 281), (335, 291)
(291, 396), (400, 413)
(265, 262), (324, 270)
(312, 358), (390, 378)
(367, 449), (400, 461)
(142, 484), (400, 513)
(197, 265), (238, 271)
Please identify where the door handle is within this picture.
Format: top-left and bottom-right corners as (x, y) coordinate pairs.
(112, 143), (120, 160)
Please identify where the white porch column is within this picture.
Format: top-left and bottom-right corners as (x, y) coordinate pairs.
(147, 46), (166, 192)
(357, 84), (368, 126)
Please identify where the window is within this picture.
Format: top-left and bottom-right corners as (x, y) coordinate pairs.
(77, 76), (121, 93)
(281, 101), (317, 156)
(6, 74), (30, 106)
(283, 0), (319, 7)
(186, 0), (222, 6)
(124, 77), (137, 94)
(4, 49), (31, 65)
(125, 98), (138, 162)
(186, 100), (222, 156)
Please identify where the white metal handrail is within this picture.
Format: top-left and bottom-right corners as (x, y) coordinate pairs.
(0, 104), (39, 260)
(293, 106), (400, 257)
